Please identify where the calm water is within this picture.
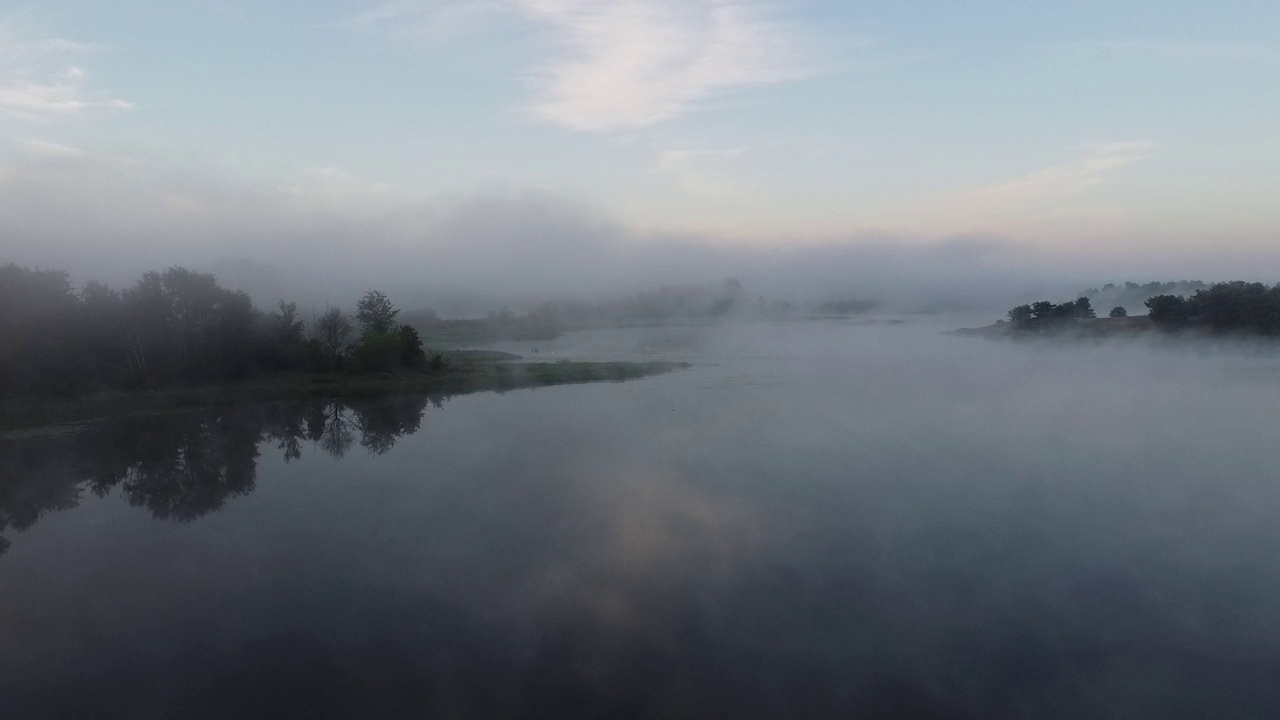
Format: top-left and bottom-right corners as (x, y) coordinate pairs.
(4, 319), (1280, 719)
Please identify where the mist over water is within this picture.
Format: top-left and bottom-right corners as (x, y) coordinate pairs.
(6, 1), (1279, 715)
(4, 318), (1280, 718)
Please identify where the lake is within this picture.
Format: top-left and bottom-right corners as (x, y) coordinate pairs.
(4, 317), (1280, 718)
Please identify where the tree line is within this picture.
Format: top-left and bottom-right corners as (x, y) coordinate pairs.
(1005, 281), (1280, 336)
(1081, 280), (1207, 314)
(1144, 281), (1280, 335)
(0, 263), (433, 398)
(1005, 296), (1097, 330)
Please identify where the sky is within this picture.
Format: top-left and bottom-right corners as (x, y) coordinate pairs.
(1, 1), (1278, 306)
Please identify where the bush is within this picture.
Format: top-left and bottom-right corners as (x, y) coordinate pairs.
(352, 330), (402, 373)
(427, 352), (450, 372)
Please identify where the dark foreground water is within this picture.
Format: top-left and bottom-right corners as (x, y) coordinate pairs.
(4, 319), (1280, 719)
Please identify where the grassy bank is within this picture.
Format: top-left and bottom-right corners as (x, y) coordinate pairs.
(411, 317), (560, 348)
(0, 360), (690, 432)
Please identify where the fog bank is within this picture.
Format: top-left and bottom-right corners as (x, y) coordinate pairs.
(2, 152), (1273, 314)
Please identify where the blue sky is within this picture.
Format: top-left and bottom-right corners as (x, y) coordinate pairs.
(2, 1), (1278, 296)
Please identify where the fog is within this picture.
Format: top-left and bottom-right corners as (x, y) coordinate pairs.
(5, 149), (1269, 315)
(5, 1), (1279, 714)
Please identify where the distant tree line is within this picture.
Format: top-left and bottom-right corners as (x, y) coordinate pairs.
(1082, 280), (1208, 315)
(0, 263), (432, 398)
(525, 279), (882, 328)
(1005, 281), (1280, 337)
(1145, 281), (1280, 335)
(1005, 297), (1096, 330)
(530, 278), (750, 327)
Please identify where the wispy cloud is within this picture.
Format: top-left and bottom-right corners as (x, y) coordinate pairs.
(9, 136), (128, 168)
(917, 141), (1154, 235)
(352, 0), (811, 131)
(517, 0), (808, 131)
(0, 22), (132, 122)
(969, 140), (1152, 203)
(0, 137), (140, 180)
(15, 137), (89, 160)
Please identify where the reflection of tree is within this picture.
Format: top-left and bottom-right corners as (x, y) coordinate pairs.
(352, 396), (429, 455)
(0, 395), (438, 554)
(263, 405), (306, 463)
(0, 437), (86, 556)
(280, 396), (431, 458)
(318, 404), (356, 459)
(117, 415), (261, 521)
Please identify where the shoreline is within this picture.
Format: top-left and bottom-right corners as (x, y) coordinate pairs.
(950, 315), (1155, 339)
(0, 359), (691, 433)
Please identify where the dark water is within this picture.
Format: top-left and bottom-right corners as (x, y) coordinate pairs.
(4, 320), (1280, 719)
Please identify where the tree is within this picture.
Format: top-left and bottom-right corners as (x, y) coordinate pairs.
(261, 300), (308, 370)
(398, 324), (426, 368)
(1006, 296), (1097, 332)
(1145, 294), (1191, 328)
(351, 329), (400, 372)
(116, 268), (256, 385)
(1109, 306), (1128, 318)
(1030, 301), (1056, 320)
(356, 290), (399, 335)
(0, 264), (83, 394)
(1190, 281), (1273, 334)
(272, 301), (305, 344)
(316, 307), (353, 360)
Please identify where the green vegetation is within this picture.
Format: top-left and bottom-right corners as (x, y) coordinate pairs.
(0, 263), (435, 395)
(1082, 280), (1208, 315)
(992, 281), (1280, 339)
(1144, 281), (1280, 335)
(1004, 297), (1096, 331)
(407, 313), (560, 348)
(396, 280), (884, 346)
(0, 359), (689, 432)
(0, 263), (689, 426)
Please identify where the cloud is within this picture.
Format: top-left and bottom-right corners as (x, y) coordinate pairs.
(10, 137), (139, 167)
(16, 137), (88, 160)
(351, 1), (811, 131)
(0, 22), (132, 122)
(970, 140), (1151, 203)
(919, 141), (1153, 235)
(517, 0), (808, 131)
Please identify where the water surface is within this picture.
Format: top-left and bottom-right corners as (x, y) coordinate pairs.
(4, 319), (1280, 718)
